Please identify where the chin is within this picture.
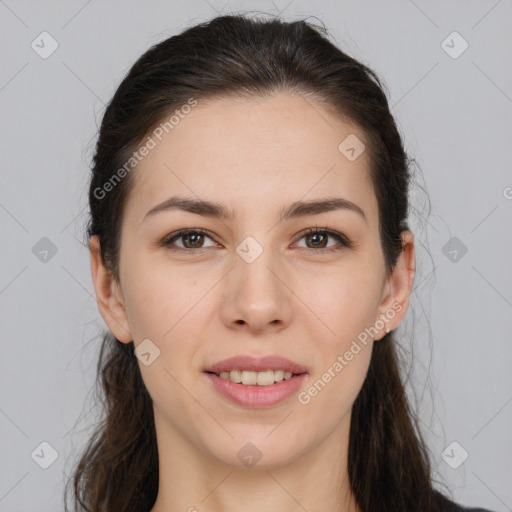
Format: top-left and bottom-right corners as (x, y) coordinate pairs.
(206, 433), (308, 470)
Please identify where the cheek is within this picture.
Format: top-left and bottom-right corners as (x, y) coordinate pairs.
(121, 264), (207, 416)
(121, 259), (215, 385)
(313, 351), (371, 444)
(301, 261), (381, 411)
(121, 253), (201, 340)
(295, 264), (383, 347)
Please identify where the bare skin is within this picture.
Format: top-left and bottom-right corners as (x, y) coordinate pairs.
(90, 93), (415, 512)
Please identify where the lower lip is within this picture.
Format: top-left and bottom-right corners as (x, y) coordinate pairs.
(204, 372), (307, 408)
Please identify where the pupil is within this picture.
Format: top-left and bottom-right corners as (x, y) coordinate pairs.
(186, 234), (202, 247)
(310, 233), (326, 248)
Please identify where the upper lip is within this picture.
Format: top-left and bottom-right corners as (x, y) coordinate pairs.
(204, 355), (308, 375)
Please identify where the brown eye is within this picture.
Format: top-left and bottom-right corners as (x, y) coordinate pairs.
(181, 233), (205, 248)
(295, 228), (352, 251)
(305, 231), (328, 248)
(162, 229), (216, 250)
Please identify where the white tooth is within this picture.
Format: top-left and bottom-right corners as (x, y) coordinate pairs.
(226, 369), (296, 385)
(241, 371), (258, 385)
(229, 370), (242, 383)
(257, 370), (275, 386)
(273, 370), (284, 382)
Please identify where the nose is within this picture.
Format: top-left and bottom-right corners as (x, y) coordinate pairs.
(219, 243), (293, 335)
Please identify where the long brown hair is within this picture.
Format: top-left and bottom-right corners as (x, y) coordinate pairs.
(66, 13), (450, 512)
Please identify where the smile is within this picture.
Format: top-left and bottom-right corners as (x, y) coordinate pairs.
(204, 371), (307, 408)
(211, 369), (298, 386)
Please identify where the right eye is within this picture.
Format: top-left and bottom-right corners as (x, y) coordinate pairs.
(161, 229), (218, 251)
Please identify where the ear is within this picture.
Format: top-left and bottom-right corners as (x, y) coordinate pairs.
(89, 235), (132, 343)
(374, 230), (415, 340)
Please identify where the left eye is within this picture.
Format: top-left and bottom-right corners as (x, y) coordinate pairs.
(295, 227), (350, 250)
(162, 228), (351, 252)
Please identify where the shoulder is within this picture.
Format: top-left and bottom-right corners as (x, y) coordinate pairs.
(433, 489), (496, 512)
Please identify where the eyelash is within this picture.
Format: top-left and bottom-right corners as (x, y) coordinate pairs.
(161, 226), (353, 253)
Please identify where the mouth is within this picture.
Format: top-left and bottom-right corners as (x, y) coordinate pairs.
(203, 355), (309, 406)
(204, 369), (306, 387)
(203, 370), (308, 408)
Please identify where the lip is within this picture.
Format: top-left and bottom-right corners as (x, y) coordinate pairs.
(204, 372), (308, 408)
(203, 355), (309, 374)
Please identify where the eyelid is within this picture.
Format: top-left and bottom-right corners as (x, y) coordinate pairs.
(161, 226), (353, 252)
(161, 228), (218, 250)
(295, 226), (353, 250)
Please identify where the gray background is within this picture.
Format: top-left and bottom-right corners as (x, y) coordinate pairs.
(1, 1), (511, 511)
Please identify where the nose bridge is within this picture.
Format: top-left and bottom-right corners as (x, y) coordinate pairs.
(221, 231), (292, 330)
(235, 232), (285, 300)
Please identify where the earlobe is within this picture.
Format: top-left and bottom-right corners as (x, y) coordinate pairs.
(376, 230), (416, 339)
(89, 235), (133, 343)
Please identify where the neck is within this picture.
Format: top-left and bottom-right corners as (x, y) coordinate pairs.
(149, 406), (360, 512)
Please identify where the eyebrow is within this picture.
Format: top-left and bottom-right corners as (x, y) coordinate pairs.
(143, 195), (367, 225)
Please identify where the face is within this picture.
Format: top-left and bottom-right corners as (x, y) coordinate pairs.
(90, 93), (414, 470)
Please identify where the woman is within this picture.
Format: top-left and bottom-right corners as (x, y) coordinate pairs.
(65, 13), (495, 512)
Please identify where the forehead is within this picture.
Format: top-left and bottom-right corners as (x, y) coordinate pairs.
(124, 93), (378, 229)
